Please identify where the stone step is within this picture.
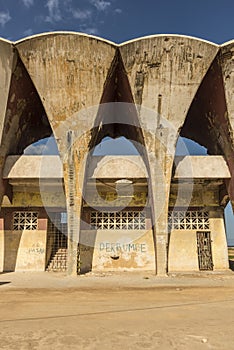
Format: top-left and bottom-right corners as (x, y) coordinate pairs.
(47, 248), (68, 272)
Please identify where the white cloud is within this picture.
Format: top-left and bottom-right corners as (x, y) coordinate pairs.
(24, 138), (59, 155)
(90, 0), (111, 11)
(24, 143), (47, 155)
(0, 11), (11, 27)
(114, 8), (122, 14)
(22, 0), (34, 8)
(23, 28), (33, 36)
(73, 9), (92, 20)
(45, 0), (62, 22)
(83, 27), (99, 35)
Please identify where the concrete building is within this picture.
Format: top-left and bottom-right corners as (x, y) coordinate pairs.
(0, 32), (233, 275)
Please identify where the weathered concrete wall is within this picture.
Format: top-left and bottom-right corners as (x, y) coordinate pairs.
(1, 209), (48, 272)
(209, 209), (229, 270)
(168, 211), (229, 272)
(2, 192), (65, 208)
(168, 230), (199, 272)
(14, 228), (47, 271)
(4, 229), (47, 271)
(80, 229), (155, 272)
(170, 184), (221, 208)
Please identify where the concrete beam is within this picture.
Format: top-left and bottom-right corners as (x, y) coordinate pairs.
(3, 155), (231, 180)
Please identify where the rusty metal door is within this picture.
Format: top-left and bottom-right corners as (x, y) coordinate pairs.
(196, 231), (213, 271)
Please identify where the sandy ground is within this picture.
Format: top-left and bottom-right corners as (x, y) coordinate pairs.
(0, 271), (234, 349)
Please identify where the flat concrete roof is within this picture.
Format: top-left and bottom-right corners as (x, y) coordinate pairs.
(3, 155), (231, 180)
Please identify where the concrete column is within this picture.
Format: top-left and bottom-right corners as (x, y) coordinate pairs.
(148, 152), (173, 275)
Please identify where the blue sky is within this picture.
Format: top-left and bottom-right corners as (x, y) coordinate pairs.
(0, 0), (234, 43)
(1, 0), (234, 241)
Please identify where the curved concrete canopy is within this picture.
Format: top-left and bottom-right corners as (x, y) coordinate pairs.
(221, 39), (234, 47)
(119, 33), (219, 47)
(14, 31), (117, 47)
(11, 31), (226, 47)
(15, 32), (117, 151)
(119, 34), (219, 130)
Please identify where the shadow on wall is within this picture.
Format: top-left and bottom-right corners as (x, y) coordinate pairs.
(3, 230), (23, 272)
(229, 260), (234, 271)
(79, 232), (98, 274)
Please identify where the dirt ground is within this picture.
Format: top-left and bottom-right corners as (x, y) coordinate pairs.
(0, 271), (234, 349)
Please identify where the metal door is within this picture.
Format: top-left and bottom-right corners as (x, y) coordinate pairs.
(196, 231), (213, 271)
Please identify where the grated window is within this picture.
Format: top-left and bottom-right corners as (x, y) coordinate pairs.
(90, 211), (146, 230)
(13, 211), (38, 230)
(168, 211), (209, 230)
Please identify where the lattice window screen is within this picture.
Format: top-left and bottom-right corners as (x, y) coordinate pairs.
(168, 211), (209, 230)
(91, 211), (146, 230)
(13, 211), (38, 230)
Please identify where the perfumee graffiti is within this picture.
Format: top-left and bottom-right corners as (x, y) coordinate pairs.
(99, 242), (147, 253)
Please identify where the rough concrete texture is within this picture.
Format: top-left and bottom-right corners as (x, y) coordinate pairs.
(0, 33), (232, 275)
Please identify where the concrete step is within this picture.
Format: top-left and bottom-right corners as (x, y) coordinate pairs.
(47, 248), (68, 272)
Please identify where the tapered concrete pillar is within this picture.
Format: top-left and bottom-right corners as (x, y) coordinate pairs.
(16, 33), (116, 275)
(120, 35), (219, 274)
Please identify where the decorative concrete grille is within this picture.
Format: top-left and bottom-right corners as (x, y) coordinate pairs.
(13, 211), (38, 230)
(90, 211), (146, 230)
(168, 211), (209, 230)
